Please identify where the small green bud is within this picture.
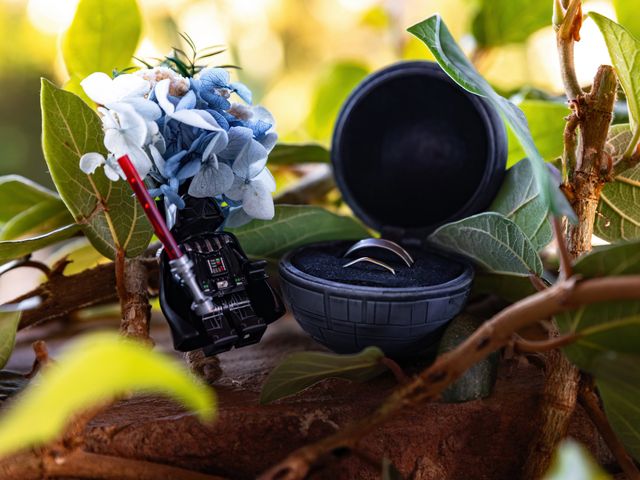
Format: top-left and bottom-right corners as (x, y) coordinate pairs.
(553, 0), (565, 27)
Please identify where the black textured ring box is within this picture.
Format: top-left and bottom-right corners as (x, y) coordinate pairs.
(279, 61), (507, 356)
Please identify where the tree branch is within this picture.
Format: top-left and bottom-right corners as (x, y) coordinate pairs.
(552, 216), (573, 280)
(555, 0), (584, 100)
(513, 333), (578, 353)
(579, 377), (640, 480)
(259, 275), (640, 480)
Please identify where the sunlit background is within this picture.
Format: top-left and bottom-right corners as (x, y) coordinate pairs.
(0, 0), (618, 188)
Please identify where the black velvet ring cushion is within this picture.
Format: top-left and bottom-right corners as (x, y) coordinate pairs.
(278, 61), (507, 356)
(279, 241), (474, 356)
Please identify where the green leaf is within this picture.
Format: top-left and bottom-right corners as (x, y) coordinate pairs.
(613, 0), (640, 60)
(489, 158), (552, 250)
(438, 314), (498, 403)
(229, 205), (368, 262)
(408, 14), (574, 220)
(591, 13), (640, 152)
(507, 100), (568, 168)
(0, 176), (59, 224)
(306, 62), (369, 142)
(40, 79), (153, 260)
(595, 125), (640, 241)
(472, 0), (551, 47)
(556, 240), (640, 370)
(0, 199), (73, 241)
(429, 212), (543, 276)
(0, 312), (20, 370)
(593, 353), (640, 462)
(472, 272), (538, 303)
(61, 0), (141, 78)
(0, 225), (80, 264)
(0, 332), (215, 458)
(260, 346), (386, 404)
(269, 143), (330, 165)
(573, 239), (640, 277)
(557, 299), (640, 371)
(543, 439), (611, 480)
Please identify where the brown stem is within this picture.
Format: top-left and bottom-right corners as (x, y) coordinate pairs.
(579, 378), (640, 480)
(259, 275), (640, 480)
(6, 259), (159, 331)
(555, 0), (583, 99)
(117, 256), (152, 341)
(513, 333), (578, 353)
(552, 216), (573, 280)
(379, 357), (410, 385)
(0, 449), (227, 480)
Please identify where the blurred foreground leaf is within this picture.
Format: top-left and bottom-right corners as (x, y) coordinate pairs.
(62, 0), (141, 78)
(41, 80), (153, 259)
(0, 199), (73, 241)
(472, 272), (537, 303)
(0, 176), (59, 224)
(0, 225), (80, 264)
(0, 332), (216, 458)
(260, 347), (385, 404)
(229, 205), (368, 262)
(429, 212), (543, 276)
(543, 440), (610, 480)
(408, 14), (574, 220)
(613, 0), (640, 40)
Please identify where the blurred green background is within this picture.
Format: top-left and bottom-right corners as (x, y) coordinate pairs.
(0, 0), (620, 188)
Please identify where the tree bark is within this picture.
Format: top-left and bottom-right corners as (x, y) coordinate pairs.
(115, 254), (152, 341)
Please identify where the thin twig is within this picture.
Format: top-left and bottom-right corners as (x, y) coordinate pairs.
(552, 216), (573, 280)
(259, 275), (640, 480)
(379, 357), (410, 385)
(555, 0), (583, 99)
(529, 274), (548, 292)
(513, 334), (578, 354)
(579, 377), (640, 480)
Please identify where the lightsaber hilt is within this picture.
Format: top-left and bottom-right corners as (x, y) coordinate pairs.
(117, 155), (215, 316)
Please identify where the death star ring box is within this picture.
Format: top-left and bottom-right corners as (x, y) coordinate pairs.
(279, 61), (508, 356)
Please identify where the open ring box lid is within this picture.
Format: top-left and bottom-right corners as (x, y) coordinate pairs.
(279, 61), (508, 356)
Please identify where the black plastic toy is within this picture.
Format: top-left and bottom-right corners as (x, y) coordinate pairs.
(158, 195), (285, 356)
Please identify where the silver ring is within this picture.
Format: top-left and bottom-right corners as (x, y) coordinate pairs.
(344, 238), (414, 267)
(343, 257), (396, 275)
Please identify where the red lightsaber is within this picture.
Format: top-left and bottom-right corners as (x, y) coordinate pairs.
(117, 155), (215, 315)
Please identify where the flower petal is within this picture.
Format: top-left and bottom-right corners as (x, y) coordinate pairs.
(253, 167), (276, 192)
(176, 90), (197, 111)
(176, 158), (201, 181)
(112, 74), (151, 100)
(169, 109), (225, 132)
(155, 79), (175, 115)
(231, 82), (252, 104)
(241, 180), (275, 220)
(225, 175), (246, 201)
(103, 163), (123, 181)
(232, 140), (268, 179)
(260, 131), (278, 152)
(188, 163), (234, 198)
(79, 152), (105, 175)
(203, 131), (229, 161)
(219, 126), (253, 161)
(200, 68), (230, 89)
(224, 207), (252, 228)
(81, 72), (115, 105)
(123, 98), (162, 121)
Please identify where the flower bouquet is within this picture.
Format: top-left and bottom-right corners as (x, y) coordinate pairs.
(79, 62), (277, 228)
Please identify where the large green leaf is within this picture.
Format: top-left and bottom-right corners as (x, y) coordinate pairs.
(543, 440), (611, 480)
(613, 0), (640, 40)
(593, 353), (640, 462)
(229, 205), (368, 262)
(595, 125), (640, 241)
(0, 312), (20, 370)
(0, 225), (80, 264)
(507, 100), (568, 168)
(269, 144), (330, 165)
(40, 79), (153, 259)
(0, 332), (215, 458)
(489, 158), (552, 250)
(429, 212), (543, 276)
(557, 240), (640, 369)
(591, 13), (640, 152)
(0, 176), (59, 224)
(573, 239), (640, 277)
(306, 62), (369, 142)
(260, 346), (386, 404)
(472, 272), (537, 304)
(0, 199), (73, 241)
(61, 0), (141, 78)
(472, 0), (551, 47)
(408, 15), (574, 220)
